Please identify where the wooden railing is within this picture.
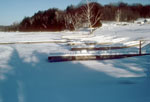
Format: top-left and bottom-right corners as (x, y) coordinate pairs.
(48, 40), (150, 62)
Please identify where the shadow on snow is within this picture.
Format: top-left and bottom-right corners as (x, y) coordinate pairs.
(0, 49), (150, 102)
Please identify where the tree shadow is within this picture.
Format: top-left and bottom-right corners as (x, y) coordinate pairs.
(1, 49), (116, 102)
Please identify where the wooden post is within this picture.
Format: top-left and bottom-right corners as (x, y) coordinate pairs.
(139, 40), (142, 55)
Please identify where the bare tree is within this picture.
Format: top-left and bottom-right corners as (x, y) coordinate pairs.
(63, 13), (71, 30)
(70, 13), (83, 30)
(115, 9), (122, 22)
(64, 12), (82, 31)
(63, 0), (102, 33)
(80, 0), (102, 34)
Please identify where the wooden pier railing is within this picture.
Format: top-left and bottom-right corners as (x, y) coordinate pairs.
(48, 54), (150, 62)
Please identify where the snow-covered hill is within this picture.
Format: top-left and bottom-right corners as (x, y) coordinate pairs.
(0, 21), (150, 102)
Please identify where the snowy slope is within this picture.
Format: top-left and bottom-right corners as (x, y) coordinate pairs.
(0, 21), (150, 102)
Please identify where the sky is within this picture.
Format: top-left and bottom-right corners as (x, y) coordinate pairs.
(0, 0), (150, 25)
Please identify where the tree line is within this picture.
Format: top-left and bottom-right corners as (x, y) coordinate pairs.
(2, 2), (150, 32)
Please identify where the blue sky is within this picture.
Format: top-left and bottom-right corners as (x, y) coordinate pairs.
(0, 0), (150, 25)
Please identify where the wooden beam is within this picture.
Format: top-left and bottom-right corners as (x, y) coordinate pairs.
(48, 54), (150, 62)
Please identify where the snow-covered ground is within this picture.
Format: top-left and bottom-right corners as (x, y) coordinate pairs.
(0, 21), (150, 102)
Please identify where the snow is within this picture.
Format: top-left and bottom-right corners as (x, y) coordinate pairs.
(0, 21), (150, 102)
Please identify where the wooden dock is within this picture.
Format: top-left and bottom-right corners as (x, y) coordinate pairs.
(48, 54), (150, 62)
(70, 42), (143, 51)
(0, 40), (67, 45)
(71, 46), (131, 51)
